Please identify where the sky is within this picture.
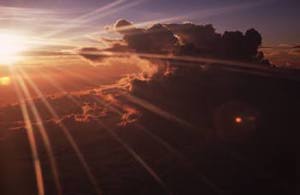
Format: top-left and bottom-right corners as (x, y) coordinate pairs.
(0, 0), (299, 46)
(0, 0), (298, 70)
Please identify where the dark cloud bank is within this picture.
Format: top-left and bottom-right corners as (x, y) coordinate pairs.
(80, 19), (274, 66)
(113, 19), (270, 64)
(79, 19), (298, 194)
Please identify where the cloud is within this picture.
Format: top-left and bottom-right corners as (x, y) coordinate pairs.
(80, 19), (271, 70)
(289, 48), (300, 56)
(114, 19), (178, 54)
(77, 46), (159, 89)
(73, 19), (300, 134)
(78, 47), (107, 63)
(261, 47), (300, 67)
(110, 19), (269, 64)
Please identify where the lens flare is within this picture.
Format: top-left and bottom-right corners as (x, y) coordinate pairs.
(235, 116), (243, 124)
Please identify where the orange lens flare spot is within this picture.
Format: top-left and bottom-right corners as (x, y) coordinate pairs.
(235, 116), (243, 124)
(0, 76), (11, 85)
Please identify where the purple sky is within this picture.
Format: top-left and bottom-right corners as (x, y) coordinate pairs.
(0, 0), (299, 46)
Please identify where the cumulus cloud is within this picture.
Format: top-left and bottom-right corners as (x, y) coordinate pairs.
(79, 19), (272, 80)
(109, 19), (269, 64)
(114, 19), (178, 54)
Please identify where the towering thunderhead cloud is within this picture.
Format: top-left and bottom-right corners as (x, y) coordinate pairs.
(114, 19), (179, 54)
(112, 19), (269, 65)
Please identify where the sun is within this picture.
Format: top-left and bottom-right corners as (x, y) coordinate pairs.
(0, 32), (27, 66)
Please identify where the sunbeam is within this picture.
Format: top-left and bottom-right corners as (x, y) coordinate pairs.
(18, 68), (103, 195)
(75, 50), (300, 81)
(35, 66), (171, 191)
(122, 93), (195, 129)
(90, 92), (222, 193)
(94, 118), (172, 195)
(14, 68), (63, 195)
(10, 68), (45, 195)
(43, 0), (145, 39)
(31, 65), (173, 193)
(42, 0), (125, 38)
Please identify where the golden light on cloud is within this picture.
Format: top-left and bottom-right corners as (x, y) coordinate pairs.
(0, 76), (11, 85)
(0, 32), (28, 66)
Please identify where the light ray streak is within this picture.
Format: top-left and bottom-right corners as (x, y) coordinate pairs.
(44, 0), (145, 38)
(122, 93), (195, 129)
(39, 72), (189, 159)
(82, 0), (272, 40)
(51, 65), (100, 86)
(79, 51), (270, 70)
(32, 59), (222, 193)
(40, 70), (80, 103)
(52, 53), (284, 192)
(43, 0), (125, 38)
(76, 50), (300, 81)
(75, 86), (220, 193)
(32, 67), (171, 194)
(45, 59), (195, 130)
(25, 38), (78, 48)
(19, 69), (103, 195)
(28, 50), (282, 193)
(15, 68), (63, 195)
(92, 94), (189, 158)
(10, 67), (45, 195)
(24, 67), (169, 194)
(136, 53), (300, 80)
(48, 69), (97, 91)
(93, 98), (221, 193)
(91, 95), (222, 193)
(85, 15), (186, 38)
(0, 5), (57, 15)
(95, 119), (173, 195)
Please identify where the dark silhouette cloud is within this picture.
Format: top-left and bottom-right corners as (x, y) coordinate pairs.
(109, 19), (270, 64)
(114, 19), (178, 54)
(79, 19), (274, 67)
(78, 47), (106, 62)
(167, 23), (222, 54)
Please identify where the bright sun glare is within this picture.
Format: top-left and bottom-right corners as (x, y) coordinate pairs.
(0, 32), (27, 65)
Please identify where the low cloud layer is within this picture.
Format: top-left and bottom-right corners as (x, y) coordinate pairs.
(262, 46), (300, 67)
